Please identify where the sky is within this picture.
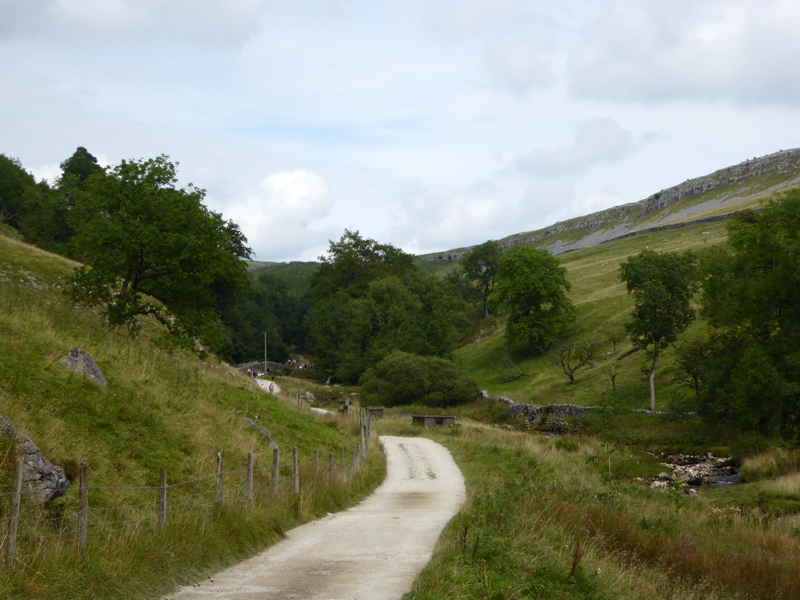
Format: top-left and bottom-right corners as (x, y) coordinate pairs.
(3, 0), (800, 262)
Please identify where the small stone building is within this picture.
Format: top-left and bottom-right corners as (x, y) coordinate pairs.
(412, 415), (456, 428)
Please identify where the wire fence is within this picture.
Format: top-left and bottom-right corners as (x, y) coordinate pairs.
(1, 408), (375, 567)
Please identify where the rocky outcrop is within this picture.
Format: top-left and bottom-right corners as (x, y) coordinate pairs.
(242, 417), (280, 450)
(495, 396), (593, 432)
(636, 149), (800, 217)
(59, 348), (107, 386)
(0, 415), (70, 503)
(421, 148), (800, 262)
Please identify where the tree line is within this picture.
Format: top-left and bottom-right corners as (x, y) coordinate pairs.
(1, 148), (250, 351)
(4, 147), (799, 427)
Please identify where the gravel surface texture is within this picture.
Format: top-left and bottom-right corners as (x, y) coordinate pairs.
(165, 435), (465, 600)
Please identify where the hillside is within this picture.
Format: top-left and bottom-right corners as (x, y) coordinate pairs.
(0, 233), (382, 599)
(454, 218), (729, 411)
(422, 148), (800, 263)
(244, 151), (797, 414)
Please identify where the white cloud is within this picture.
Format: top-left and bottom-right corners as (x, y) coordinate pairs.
(483, 39), (556, 95)
(28, 163), (62, 185)
(260, 169), (331, 223)
(4, 0), (800, 263)
(567, 0), (800, 106)
(513, 118), (637, 177)
(396, 190), (511, 253)
(225, 169), (336, 261)
(393, 178), (578, 255)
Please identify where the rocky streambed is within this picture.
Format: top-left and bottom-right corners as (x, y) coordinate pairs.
(646, 453), (740, 495)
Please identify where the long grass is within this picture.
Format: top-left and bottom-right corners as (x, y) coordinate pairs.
(0, 235), (386, 599)
(373, 414), (800, 600)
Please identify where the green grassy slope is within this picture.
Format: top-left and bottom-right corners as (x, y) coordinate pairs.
(375, 418), (800, 600)
(0, 234), (356, 487)
(0, 233), (382, 599)
(453, 219), (728, 409)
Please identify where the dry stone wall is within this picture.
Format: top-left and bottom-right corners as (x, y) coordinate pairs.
(495, 396), (593, 432)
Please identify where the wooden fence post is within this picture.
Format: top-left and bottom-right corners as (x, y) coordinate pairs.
(215, 451), (224, 508)
(340, 446), (346, 483)
(292, 447), (300, 495)
(314, 450), (319, 479)
(247, 453), (254, 505)
(328, 452), (334, 483)
(272, 448), (280, 493)
(5, 455), (24, 565)
(78, 462), (88, 554)
(158, 467), (167, 531)
(366, 412), (372, 452)
(360, 415), (366, 461)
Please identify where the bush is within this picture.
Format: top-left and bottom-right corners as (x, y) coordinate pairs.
(359, 350), (480, 407)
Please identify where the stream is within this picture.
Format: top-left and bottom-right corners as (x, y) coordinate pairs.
(651, 452), (741, 490)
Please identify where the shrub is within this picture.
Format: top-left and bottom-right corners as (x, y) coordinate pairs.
(359, 350), (480, 407)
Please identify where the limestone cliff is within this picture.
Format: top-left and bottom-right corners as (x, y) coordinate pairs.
(423, 148), (800, 261)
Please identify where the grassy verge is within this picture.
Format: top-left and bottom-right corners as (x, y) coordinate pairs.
(374, 414), (800, 600)
(0, 447), (385, 600)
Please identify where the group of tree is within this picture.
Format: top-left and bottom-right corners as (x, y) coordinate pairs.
(303, 230), (471, 384)
(291, 189), (800, 429)
(2, 149), (252, 352)
(218, 272), (306, 365)
(687, 193), (800, 437)
(618, 190), (800, 438)
(16, 146), (800, 426)
(447, 240), (577, 355)
(0, 147), (103, 254)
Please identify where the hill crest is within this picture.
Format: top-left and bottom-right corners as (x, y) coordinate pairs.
(422, 148), (800, 262)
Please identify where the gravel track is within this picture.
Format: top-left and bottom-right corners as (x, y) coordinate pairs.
(165, 436), (465, 600)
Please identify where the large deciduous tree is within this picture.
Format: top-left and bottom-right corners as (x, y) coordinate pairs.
(61, 146), (103, 184)
(308, 229), (415, 300)
(304, 231), (468, 382)
(494, 245), (575, 355)
(68, 155), (251, 346)
(461, 240), (502, 318)
(620, 249), (698, 411)
(693, 192), (800, 435)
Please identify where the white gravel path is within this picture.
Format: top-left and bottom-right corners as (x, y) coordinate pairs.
(164, 436), (465, 600)
(255, 379), (281, 395)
